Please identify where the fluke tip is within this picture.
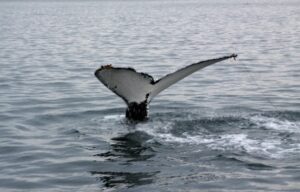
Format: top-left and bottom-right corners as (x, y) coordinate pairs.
(231, 54), (238, 60)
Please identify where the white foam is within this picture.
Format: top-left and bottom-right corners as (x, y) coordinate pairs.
(207, 134), (288, 158)
(103, 114), (125, 121)
(250, 115), (300, 133)
(153, 133), (214, 144)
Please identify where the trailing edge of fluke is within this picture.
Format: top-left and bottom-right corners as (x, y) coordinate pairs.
(95, 54), (238, 121)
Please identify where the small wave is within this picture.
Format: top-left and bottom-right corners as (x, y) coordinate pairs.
(249, 114), (300, 133)
(215, 154), (275, 170)
(23, 108), (125, 127)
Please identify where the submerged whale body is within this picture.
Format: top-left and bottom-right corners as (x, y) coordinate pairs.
(95, 54), (237, 121)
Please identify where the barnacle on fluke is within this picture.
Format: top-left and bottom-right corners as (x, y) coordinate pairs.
(101, 64), (113, 69)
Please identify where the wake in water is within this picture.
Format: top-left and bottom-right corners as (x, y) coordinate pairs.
(102, 110), (300, 160)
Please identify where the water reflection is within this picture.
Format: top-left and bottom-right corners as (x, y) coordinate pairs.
(91, 171), (158, 189)
(92, 131), (158, 190)
(95, 131), (155, 162)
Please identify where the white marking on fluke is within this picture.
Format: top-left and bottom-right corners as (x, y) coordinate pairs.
(95, 54), (238, 121)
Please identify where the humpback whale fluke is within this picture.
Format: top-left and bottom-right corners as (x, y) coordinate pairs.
(95, 54), (237, 121)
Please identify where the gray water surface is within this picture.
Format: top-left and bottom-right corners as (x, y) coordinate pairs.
(0, 0), (300, 191)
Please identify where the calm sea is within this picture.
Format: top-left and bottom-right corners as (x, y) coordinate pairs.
(0, 0), (299, 191)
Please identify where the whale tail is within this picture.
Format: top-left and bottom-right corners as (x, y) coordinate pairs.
(95, 54), (237, 120)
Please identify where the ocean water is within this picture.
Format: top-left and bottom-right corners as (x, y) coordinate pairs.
(0, 0), (300, 191)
